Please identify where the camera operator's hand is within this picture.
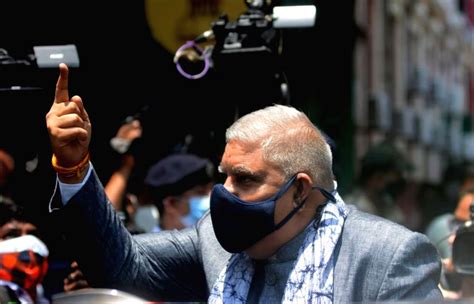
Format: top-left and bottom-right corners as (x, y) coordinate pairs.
(46, 63), (91, 183)
(439, 234), (457, 275)
(110, 119), (142, 154)
(105, 119), (142, 210)
(117, 120), (142, 142)
(442, 258), (455, 273)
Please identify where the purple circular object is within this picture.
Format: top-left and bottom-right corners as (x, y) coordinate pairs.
(175, 41), (210, 80)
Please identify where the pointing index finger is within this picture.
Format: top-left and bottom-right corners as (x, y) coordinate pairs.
(55, 63), (69, 103)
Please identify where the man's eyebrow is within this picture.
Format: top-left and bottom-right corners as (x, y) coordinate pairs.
(221, 164), (266, 180)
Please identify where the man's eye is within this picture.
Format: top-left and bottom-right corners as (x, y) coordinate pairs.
(3, 229), (21, 240)
(235, 175), (254, 185)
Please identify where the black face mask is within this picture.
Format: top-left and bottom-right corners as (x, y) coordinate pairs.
(210, 175), (335, 253)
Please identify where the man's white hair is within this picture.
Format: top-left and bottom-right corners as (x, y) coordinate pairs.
(226, 104), (334, 190)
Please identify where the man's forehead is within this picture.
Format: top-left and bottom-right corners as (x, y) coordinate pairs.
(219, 140), (278, 177)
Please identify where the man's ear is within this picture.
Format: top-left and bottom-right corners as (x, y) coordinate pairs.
(293, 173), (313, 205)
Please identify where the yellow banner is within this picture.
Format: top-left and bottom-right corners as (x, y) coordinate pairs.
(145, 0), (246, 53)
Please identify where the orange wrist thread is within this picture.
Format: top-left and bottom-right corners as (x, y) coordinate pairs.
(51, 152), (90, 178)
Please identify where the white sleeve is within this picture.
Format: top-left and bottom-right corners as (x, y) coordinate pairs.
(49, 163), (93, 212)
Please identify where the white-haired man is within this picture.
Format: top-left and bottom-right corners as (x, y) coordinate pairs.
(45, 63), (442, 302)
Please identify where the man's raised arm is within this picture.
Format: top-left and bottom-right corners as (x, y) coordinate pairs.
(46, 63), (91, 185)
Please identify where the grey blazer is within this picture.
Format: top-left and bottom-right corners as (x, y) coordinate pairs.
(52, 171), (442, 303)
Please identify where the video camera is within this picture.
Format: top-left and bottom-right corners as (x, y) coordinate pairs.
(212, 1), (315, 52)
(174, 0), (316, 80)
(452, 203), (474, 275)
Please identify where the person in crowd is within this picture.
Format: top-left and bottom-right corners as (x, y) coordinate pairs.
(104, 117), (145, 234)
(105, 118), (143, 213)
(0, 198), (38, 242)
(45, 63), (442, 302)
(448, 207), (474, 300)
(343, 141), (412, 227)
(0, 198), (49, 303)
(425, 188), (474, 298)
(140, 153), (214, 232)
(434, 230), (474, 300)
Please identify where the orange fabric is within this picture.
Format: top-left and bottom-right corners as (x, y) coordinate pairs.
(2, 254), (16, 269)
(0, 250), (48, 300)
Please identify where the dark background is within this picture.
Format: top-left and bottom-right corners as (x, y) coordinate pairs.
(0, 1), (355, 296)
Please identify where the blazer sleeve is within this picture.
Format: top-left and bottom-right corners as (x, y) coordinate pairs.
(50, 169), (208, 302)
(377, 231), (442, 300)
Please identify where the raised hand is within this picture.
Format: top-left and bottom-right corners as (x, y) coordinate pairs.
(46, 63), (91, 172)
